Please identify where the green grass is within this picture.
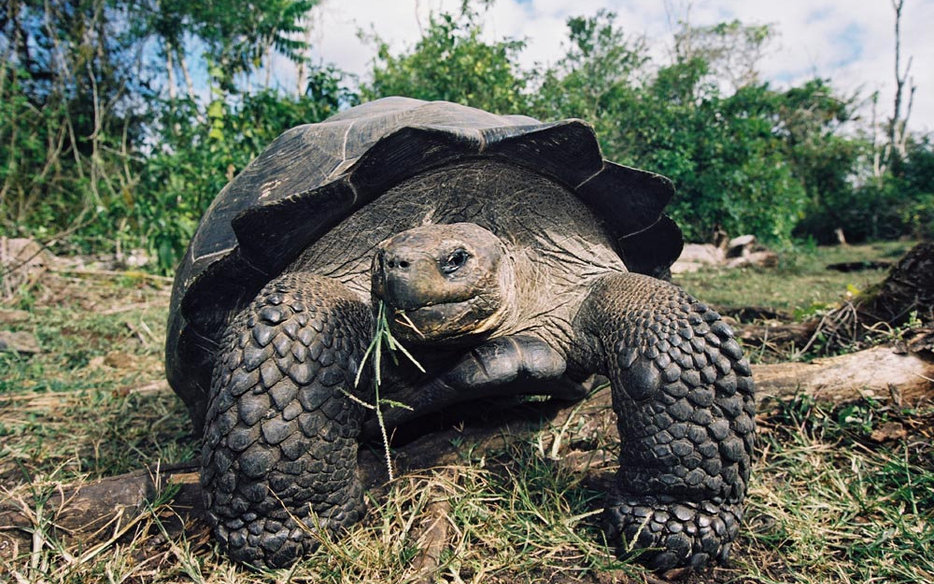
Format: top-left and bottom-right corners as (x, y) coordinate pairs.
(1, 242), (932, 583)
(0, 273), (195, 486)
(674, 240), (914, 318)
(740, 398), (934, 583)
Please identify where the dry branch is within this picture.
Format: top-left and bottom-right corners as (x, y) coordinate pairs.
(407, 470), (456, 583)
(754, 345), (934, 406)
(1, 345), (931, 560)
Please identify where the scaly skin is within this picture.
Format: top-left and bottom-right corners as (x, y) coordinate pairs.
(200, 252), (754, 571)
(201, 272), (371, 568)
(575, 273), (755, 569)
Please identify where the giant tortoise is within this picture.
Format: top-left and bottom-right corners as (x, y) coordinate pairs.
(166, 97), (755, 570)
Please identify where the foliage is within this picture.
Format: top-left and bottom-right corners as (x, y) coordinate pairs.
(1, 0), (931, 277)
(673, 18), (775, 92)
(796, 136), (934, 243)
(0, 0), (343, 272)
(529, 10), (647, 158)
(639, 80), (809, 241)
(0, 0), (149, 249)
(777, 79), (859, 202)
(137, 72), (356, 271)
(363, 6), (528, 114)
(135, 0), (319, 92)
(894, 137), (934, 239)
(534, 14), (811, 242)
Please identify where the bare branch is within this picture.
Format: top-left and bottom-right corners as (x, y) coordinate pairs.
(165, 46), (177, 100)
(888, 0), (911, 162)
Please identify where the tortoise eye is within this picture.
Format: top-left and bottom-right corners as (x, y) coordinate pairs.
(441, 249), (470, 274)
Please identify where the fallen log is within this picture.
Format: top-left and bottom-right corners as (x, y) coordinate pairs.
(2, 345), (931, 562)
(753, 345), (934, 406)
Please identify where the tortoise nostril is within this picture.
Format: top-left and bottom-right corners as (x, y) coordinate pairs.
(384, 256), (410, 270)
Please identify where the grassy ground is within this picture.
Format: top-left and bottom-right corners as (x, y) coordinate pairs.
(0, 242), (932, 583)
(674, 240), (915, 318)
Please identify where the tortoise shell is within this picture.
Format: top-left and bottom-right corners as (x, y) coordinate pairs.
(166, 97), (682, 425)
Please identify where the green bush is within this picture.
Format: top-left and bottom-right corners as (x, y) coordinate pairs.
(363, 7), (527, 114)
(794, 137), (934, 243)
(136, 81), (355, 273)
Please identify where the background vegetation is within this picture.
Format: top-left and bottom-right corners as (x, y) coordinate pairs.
(1, 1), (931, 274)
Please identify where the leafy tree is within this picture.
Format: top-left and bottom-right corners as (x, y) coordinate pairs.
(793, 0), (932, 245)
(135, 0), (318, 94)
(0, 0), (337, 271)
(778, 80), (858, 199)
(899, 138), (934, 239)
(817, 136), (934, 243)
(673, 18), (775, 93)
(1, 0), (149, 245)
(136, 66), (357, 271)
(363, 6), (527, 114)
(534, 13), (817, 242)
(530, 10), (647, 158)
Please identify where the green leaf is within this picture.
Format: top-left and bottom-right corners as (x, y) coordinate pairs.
(207, 100), (225, 120)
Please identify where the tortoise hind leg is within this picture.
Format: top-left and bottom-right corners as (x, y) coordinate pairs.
(201, 272), (371, 568)
(574, 272), (755, 570)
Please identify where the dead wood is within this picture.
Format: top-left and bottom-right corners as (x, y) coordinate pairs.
(0, 330), (41, 354)
(753, 345), (934, 406)
(407, 470), (456, 583)
(722, 307), (792, 323)
(672, 234), (779, 274)
(853, 242), (934, 326)
(825, 260), (892, 272)
(1, 345), (932, 560)
(736, 321), (816, 350)
(0, 238), (50, 301)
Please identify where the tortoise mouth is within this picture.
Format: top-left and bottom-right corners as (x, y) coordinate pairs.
(381, 297), (503, 343)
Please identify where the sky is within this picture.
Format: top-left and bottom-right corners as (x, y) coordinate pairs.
(288, 0), (934, 133)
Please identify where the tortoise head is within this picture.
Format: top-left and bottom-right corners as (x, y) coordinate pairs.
(371, 223), (516, 344)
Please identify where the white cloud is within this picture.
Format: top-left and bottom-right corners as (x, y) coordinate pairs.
(280, 0), (934, 133)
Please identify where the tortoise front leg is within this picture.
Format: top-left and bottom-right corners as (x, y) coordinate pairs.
(364, 334), (590, 435)
(201, 273), (371, 568)
(575, 273), (755, 570)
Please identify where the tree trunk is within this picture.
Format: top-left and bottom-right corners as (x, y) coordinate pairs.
(177, 48), (196, 103)
(165, 47), (176, 100)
